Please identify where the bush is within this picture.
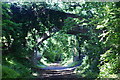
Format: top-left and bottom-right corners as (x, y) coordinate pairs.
(2, 65), (20, 78)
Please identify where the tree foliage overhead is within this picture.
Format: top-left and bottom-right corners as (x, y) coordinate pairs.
(1, 1), (120, 78)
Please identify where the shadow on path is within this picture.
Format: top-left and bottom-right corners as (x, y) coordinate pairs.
(36, 62), (82, 78)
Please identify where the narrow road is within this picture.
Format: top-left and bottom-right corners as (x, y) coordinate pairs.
(36, 63), (82, 79)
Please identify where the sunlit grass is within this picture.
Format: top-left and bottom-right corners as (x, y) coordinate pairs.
(40, 57), (50, 66)
(61, 57), (73, 67)
(32, 73), (38, 77)
(5, 57), (16, 65)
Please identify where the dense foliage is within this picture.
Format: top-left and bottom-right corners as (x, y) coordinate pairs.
(1, 1), (120, 79)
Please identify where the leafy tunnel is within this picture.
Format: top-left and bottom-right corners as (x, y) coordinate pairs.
(1, 2), (120, 79)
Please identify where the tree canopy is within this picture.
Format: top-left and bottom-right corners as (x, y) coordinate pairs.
(1, 1), (120, 79)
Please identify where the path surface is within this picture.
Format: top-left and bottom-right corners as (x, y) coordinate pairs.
(36, 63), (82, 78)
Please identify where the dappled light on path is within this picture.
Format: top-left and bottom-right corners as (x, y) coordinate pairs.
(37, 63), (81, 78)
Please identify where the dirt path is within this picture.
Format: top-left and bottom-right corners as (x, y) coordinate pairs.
(36, 63), (81, 79)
